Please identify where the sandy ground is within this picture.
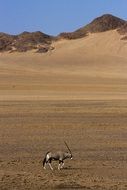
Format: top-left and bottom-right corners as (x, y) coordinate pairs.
(1, 100), (127, 189)
(0, 31), (127, 101)
(0, 30), (127, 189)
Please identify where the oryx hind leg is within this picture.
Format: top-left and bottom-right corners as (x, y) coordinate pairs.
(43, 161), (48, 169)
(43, 153), (51, 170)
(43, 157), (47, 169)
(48, 162), (53, 170)
(43, 163), (46, 170)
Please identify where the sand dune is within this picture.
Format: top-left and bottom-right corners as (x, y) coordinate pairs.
(0, 30), (127, 100)
(1, 27), (127, 189)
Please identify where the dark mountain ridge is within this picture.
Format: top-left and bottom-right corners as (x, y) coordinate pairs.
(0, 14), (126, 52)
(59, 14), (126, 39)
(0, 31), (53, 52)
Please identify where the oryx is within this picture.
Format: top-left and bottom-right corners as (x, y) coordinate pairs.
(43, 141), (73, 170)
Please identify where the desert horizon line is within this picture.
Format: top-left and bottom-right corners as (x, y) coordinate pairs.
(0, 13), (126, 36)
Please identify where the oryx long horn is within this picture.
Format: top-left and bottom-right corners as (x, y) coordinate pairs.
(64, 141), (72, 154)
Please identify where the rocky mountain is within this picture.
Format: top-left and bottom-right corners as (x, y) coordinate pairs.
(117, 22), (127, 40)
(0, 14), (126, 52)
(0, 31), (54, 53)
(59, 14), (126, 39)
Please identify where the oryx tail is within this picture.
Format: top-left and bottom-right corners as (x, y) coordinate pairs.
(43, 157), (46, 167)
(43, 151), (50, 167)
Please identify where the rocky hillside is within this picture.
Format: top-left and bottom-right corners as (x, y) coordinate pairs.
(0, 14), (126, 52)
(117, 23), (127, 40)
(0, 31), (54, 53)
(59, 14), (126, 39)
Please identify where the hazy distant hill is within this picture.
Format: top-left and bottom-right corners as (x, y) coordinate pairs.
(0, 14), (126, 52)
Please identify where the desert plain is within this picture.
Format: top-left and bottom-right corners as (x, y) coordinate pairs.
(0, 30), (127, 189)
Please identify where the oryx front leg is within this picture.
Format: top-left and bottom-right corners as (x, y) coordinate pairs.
(61, 162), (64, 169)
(58, 160), (64, 170)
